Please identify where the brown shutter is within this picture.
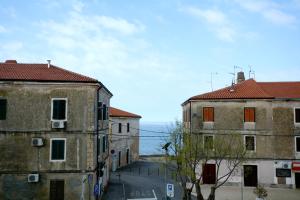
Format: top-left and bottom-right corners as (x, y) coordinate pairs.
(245, 108), (255, 122)
(203, 107), (214, 122)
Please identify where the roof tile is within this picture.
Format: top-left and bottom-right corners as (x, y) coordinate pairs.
(109, 107), (142, 118)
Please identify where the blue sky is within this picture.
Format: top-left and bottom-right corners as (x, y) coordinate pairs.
(1, 0), (300, 122)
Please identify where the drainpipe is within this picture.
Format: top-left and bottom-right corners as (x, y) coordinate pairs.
(96, 85), (101, 200)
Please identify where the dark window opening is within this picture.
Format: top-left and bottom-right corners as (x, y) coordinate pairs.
(295, 108), (300, 123)
(0, 99), (7, 120)
(98, 102), (103, 120)
(118, 123), (122, 133)
(102, 136), (106, 153)
(52, 99), (66, 120)
(127, 123), (130, 132)
(245, 136), (255, 151)
(103, 104), (107, 120)
(51, 140), (65, 160)
(50, 180), (64, 200)
(296, 137), (300, 152)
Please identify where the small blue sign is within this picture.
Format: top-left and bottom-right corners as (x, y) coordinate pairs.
(94, 183), (99, 196)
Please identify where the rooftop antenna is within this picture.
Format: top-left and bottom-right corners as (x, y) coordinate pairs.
(232, 66), (243, 84)
(210, 72), (218, 91)
(248, 65), (255, 79)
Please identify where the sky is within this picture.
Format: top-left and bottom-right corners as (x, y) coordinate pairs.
(1, 0), (300, 122)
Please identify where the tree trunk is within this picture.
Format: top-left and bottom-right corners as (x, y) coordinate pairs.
(186, 189), (192, 200)
(207, 186), (216, 200)
(195, 180), (204, 200)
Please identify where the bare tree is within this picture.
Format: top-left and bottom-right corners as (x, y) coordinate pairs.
(168, 121), (246, 200)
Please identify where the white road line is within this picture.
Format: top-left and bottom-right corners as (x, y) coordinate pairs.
(127, 189), (157, 200)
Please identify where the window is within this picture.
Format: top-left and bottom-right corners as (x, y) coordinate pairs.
(203, 107), (214, 122)
(51, 98), (67, 121)
(296, 136), (300, 152)
(0, 99), (7, 120)
(50, 139), (66, 161)
(50, 180), (64, 200)
(245, 135), (255, 151)
(244, 107), (255, 122)
(118, 123), (122, 133)
(98, 102), (103, 120)
(295, 108), (300, 123)
(204, 135), (214, 150)
(276, 169), (291, 177)
(103, 104), (107, 120)
(127, 123), (130, 132)
(102, 135), (107, 153)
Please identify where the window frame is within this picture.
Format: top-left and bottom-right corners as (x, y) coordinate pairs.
(0, 98), (7, 120)
(244, 135), (256, 152)
(294, 108), (300, 124)
(295, 136), (300, 153)
(51, 98), (68, 121)
(203, 135), (214, 150)
(203, 107), (214, 122)
(50, 138), (67, 162)
(244, 107), (255, 123)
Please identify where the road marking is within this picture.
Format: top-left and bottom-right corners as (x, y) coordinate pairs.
(127, 189), (157, 200)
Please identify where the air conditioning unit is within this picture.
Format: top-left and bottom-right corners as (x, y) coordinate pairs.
(52, 121), (65, 129)
(28, 174), (39, 183)
(31, 138), (44, 147)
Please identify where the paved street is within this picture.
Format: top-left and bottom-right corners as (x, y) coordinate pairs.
(103, 161), (300, 200)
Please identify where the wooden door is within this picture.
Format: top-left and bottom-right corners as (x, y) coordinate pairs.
(244, 165), (258, 187)
(296, 173), (300, 188)
(50, 180), (64, 200)
(203, 164), (216, 184)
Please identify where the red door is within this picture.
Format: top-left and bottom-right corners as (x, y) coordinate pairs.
(203, 164), (216, 184)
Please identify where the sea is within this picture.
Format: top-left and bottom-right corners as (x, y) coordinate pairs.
(139, 121), (173, 155)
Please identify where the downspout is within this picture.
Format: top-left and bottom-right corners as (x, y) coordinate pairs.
(96, 84), (101, 200)
(190, 101), (192, 134)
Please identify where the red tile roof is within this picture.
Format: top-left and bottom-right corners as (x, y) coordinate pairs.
(109, 107), (142, 118)
(0, 60), (98, 83)
(186, 79), (300, 103)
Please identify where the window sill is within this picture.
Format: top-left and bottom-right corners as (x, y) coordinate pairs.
(50, 160), (66, 162)
(203, 122), (214, 129)
(244, 122), (256, 130)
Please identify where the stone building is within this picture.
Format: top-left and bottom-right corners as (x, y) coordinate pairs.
(109, 107), (141, 171)
(182, 72), (300, 188)
(0, 60), (112, 200)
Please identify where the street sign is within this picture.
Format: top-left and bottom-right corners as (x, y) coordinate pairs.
(166, 183), (174, 197)
(94, 183), (99, 196)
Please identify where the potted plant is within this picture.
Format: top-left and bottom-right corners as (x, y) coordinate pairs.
(253, 184), (268, 200)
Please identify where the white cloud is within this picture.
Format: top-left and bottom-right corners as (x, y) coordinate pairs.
(235, 0), (296, 25)
(181, 6), (236, 42)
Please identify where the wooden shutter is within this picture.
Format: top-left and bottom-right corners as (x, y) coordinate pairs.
(244, 108), (255, 122)
(203, 107), (214, 122)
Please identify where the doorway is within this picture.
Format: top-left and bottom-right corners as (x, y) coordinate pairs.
(295, 173), (300, 188)
(244, 165), (258, 187)
(203, 164), (216, 184)
(50, 180), (64, 200)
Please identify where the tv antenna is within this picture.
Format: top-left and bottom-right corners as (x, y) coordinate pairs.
(248, 65), (255, 79)
(230, 66), (243, 84)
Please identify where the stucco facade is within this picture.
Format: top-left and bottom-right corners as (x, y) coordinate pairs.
(182, 77), (300, 188)
(0, 62), (112, 200)
(109, 107), (141, 171)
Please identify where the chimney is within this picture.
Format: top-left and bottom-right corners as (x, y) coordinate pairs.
(47, 60), (51, 68)
(237, 71), (245, 83)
